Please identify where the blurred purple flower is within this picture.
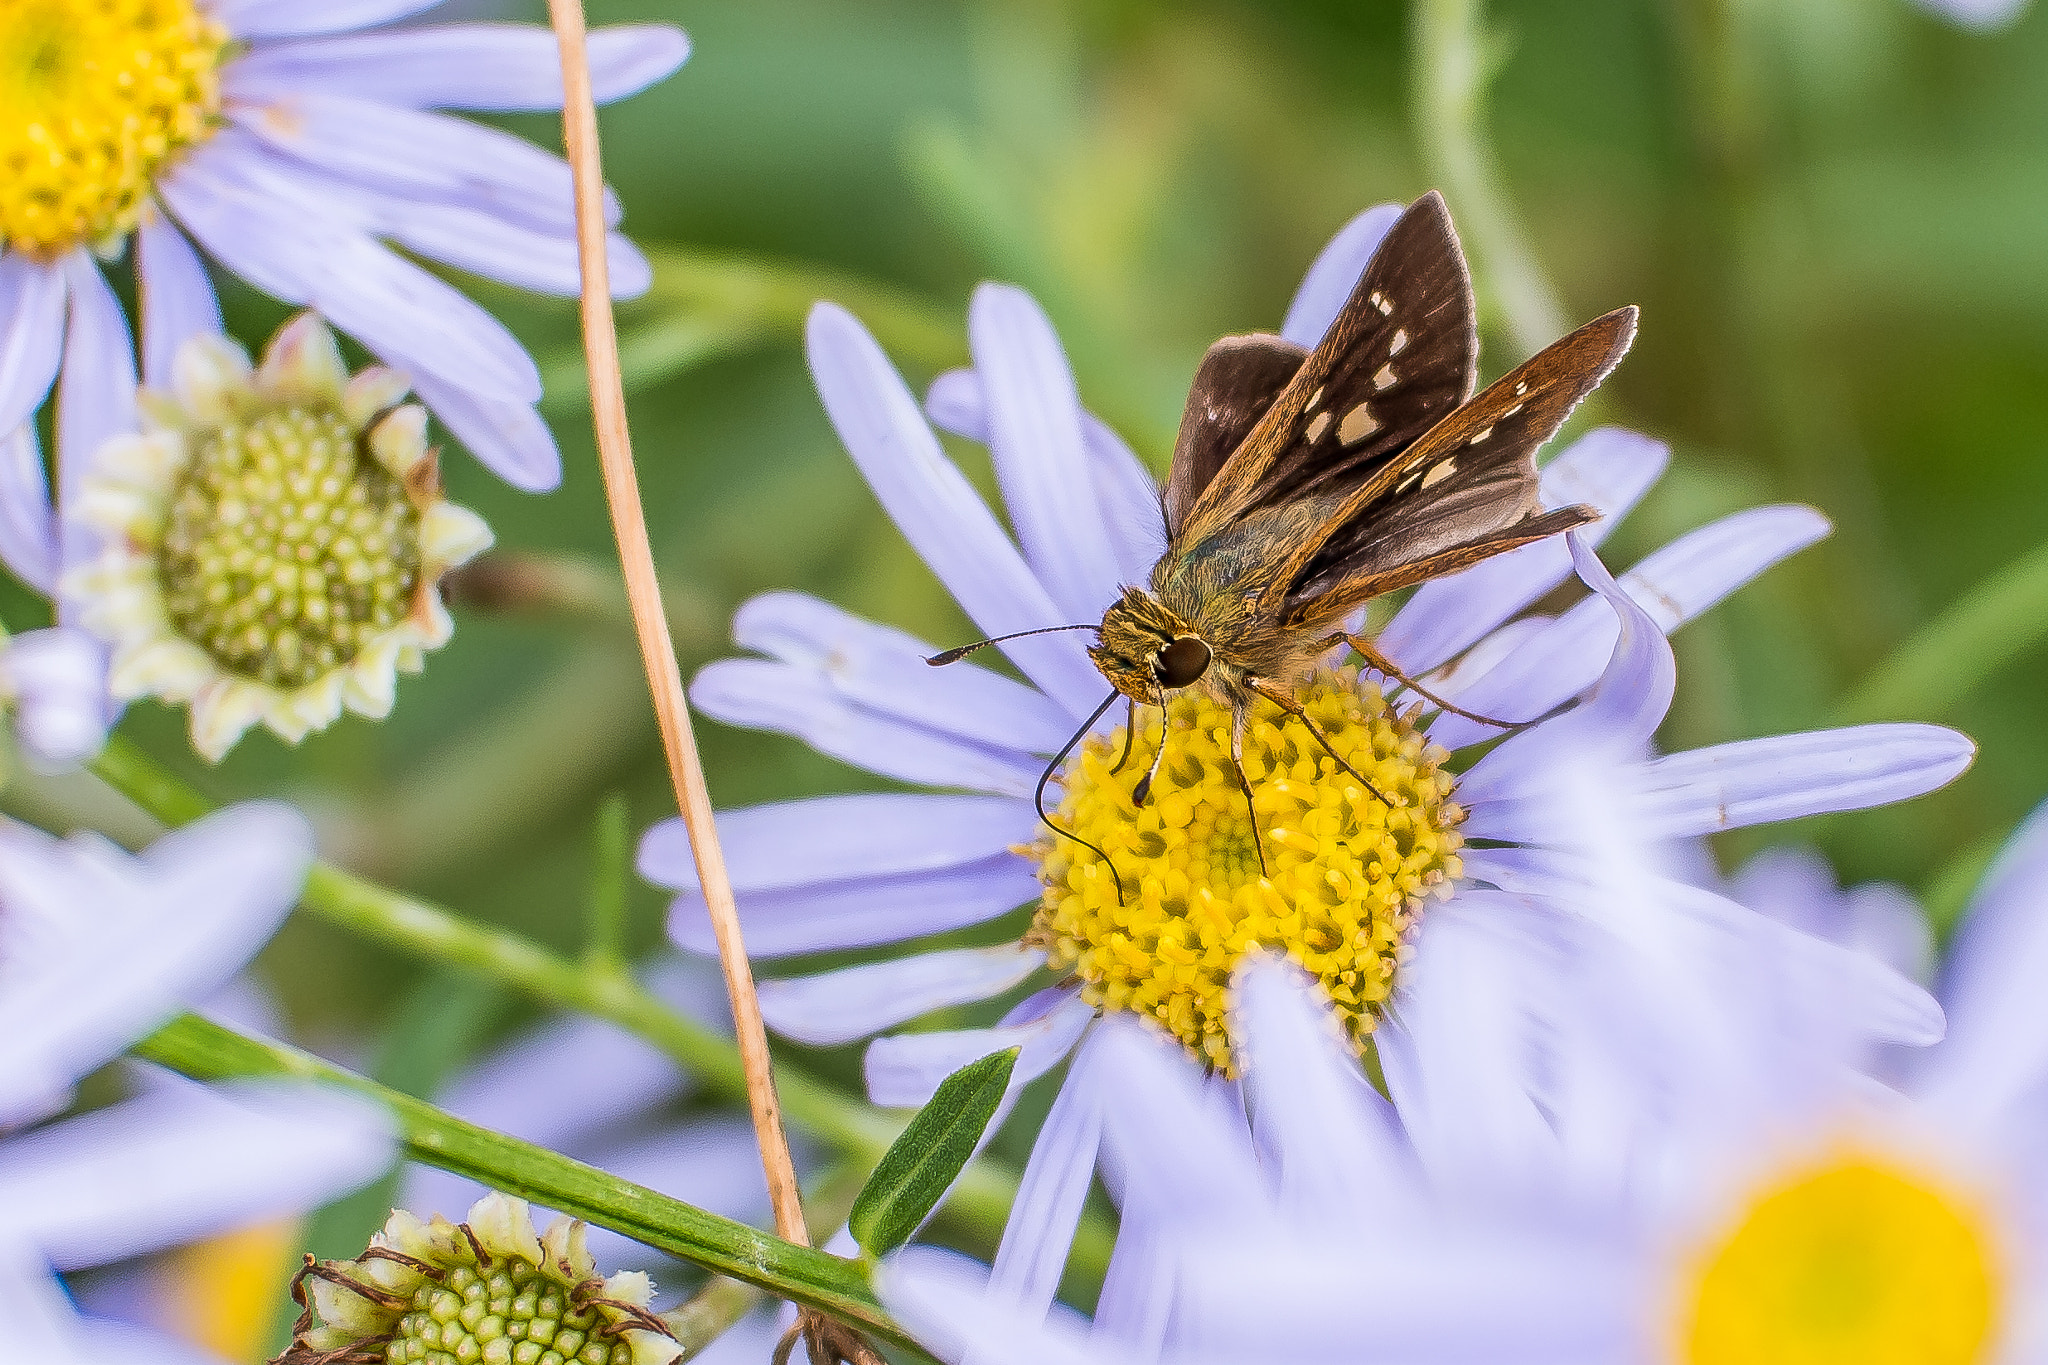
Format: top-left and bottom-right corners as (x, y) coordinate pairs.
(890, 793), (2048, 1365)
(641, 204), (1970, 1128)
(0, 803), (395, 1363)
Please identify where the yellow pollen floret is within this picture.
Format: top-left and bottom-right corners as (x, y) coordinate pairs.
(0, 0), (228, 259)
(1682, 1151), (2003, 1365)
(1030, 668), (1463, 1074)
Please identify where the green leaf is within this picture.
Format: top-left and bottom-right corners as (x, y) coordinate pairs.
(848, 1047), (1019, 1259)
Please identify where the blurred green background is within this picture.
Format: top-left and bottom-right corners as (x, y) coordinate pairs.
(23, 0), (2048, 1331)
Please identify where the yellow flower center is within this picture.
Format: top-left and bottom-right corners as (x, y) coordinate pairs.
(1682, 1153), (2003, 1365)
(0, 0), (227, 259)
(1031, 669), (1463, 1073)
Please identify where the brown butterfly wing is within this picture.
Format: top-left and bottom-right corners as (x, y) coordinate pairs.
(1175, 191), (1479, 544)
(1162, 334), (1305, 540)
(1281, 305), (1640, 625)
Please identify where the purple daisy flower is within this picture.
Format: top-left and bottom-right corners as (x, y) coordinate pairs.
(641, 202), (1972, 1129)
(894, 795), (2048, 1365)
(0, 0), (688, 579)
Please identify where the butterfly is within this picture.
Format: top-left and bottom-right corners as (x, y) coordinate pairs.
(932, 191), (1639, 894)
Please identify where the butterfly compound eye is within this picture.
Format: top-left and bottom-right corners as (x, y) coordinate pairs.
(1156, 636), (1212, 689)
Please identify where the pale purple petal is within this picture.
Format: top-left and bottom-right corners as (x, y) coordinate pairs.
(1231, 958), (1413, 1228)
(670, 857), (1038, 959)
(1922, 801), (2048, 1123)
(969, 285), (1121, 622)
(230, 94), (606, 233)
(1377, 898), (1563, 1196)
(2, 627), (110, 771)
(135, 218), (221, 390)
(1379, 428), (1669, 674)
(1628, 725), (1974, 838)
(986, 1033), (1105, 1319)
(641, 794), (1036, 893)
(1732, 847), (1933, 985)
(864, 993), (1091, 1108)
(355, 184), (650, 298)
(214, 0), (442, 39)
(1280, 203), (1403, 348)
(0, 804), (313, 1124)
(55, 257), (136, 575)
(1431, 505), (1828, 750)
(691, 658), (1045, 795)
(0, 1261), (97, 1362)
(0, 254), (67, 437)
(1469, 848), (1947, 1050)
(925, 368), (1163, 585)
(163, 138), (542, 402)
(1091, 1212), (1172, 1357)
(882, 1248), (1115, 1365)
(0, 1081), (393, 1269)
(225, 24), (689, 111)
(759, 945), (1047, 1046)
(407, 370), (560, 492)
(0, 425), (57, 594)
(806, 303), (1102, 717)
(725, 591), (1072, 755)
(1457, 534), (1674, 824)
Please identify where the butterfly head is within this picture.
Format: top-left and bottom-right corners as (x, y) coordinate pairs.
(1089, 586), (1213, 703)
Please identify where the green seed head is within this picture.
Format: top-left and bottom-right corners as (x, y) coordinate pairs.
(158, 405), (423, 690)
(385, 1265), (633, 1365)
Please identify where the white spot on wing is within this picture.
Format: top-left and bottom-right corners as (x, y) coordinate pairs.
(1469, 425), (1493, 444)
(1306, 385), (1324, 410)
(1339, 404), (1381, 445)
(1304, 411), (1332, 444)
(1514, 381), (1528, 396)
(1388, 329), (1409, 356)
(1421, 460), (1456, 489)
(1369, 291), (1392, 315)
(1372, 363), (1397, 391)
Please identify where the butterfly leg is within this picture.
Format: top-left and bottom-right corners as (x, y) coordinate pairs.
(1228, 702), (1272, 881)
(1330, 632), (1524, 731)
(1244, 677), (1395, 807)
(1132, 699), (1171, 806)
(1110, 695), (1139, 774)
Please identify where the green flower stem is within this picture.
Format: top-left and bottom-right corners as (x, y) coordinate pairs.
(131, 1015), (924, 1355)
(1837, 538), (2048, 725)
(1410, 0), (1568, 361)
(84, 736), (1116, 1274)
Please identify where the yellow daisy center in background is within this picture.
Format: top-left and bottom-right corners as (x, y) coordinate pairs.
(0, 0), (227, 258)
(1031, 669), (1463, 1074)
(1683, 1154), (2002, 1365)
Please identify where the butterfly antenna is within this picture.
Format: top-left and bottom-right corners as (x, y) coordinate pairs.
(1246, 677), (1394, 808)
(1035, 688), (1129, 907)
(927, 623), (1098, 667)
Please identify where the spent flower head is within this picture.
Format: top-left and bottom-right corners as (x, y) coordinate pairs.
(280, 1192), (681, 1365)
(68, 313), (492, 760)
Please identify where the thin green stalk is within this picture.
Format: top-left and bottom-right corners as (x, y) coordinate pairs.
(83, 737), (1116, 1273)
(586, 793), (632, 972)
(1837, 538), (2048, 725)
(133, 1016), (923, 1355)
(1410, 0), (1568, 361)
